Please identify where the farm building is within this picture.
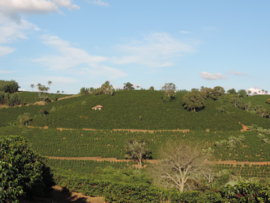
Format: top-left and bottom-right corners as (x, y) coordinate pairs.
(92, 105), (103, 110)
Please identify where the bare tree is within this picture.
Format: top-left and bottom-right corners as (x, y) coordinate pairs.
(124, 138), (152, 168)
(149, 142), (212, 192)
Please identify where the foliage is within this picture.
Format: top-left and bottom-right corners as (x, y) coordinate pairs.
(0, 80), (19, 93)
(0, 135), (54, 202)
(123, 82), (134, 90)
(40, 108), (48, 116)
(124, 138), (152, 168)
(267, 99), (270, 104)
(183, 89), (206, 112)
(227, 88), (237, 94)
(211, 86), (225, 100)
(220, 182), (270, 202)
(162, 83), (176, 98)
(238, 89), (247, 97)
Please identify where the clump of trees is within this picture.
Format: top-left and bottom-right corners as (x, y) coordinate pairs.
(123, 82), (135, 90)
(0, 80), (19, 93)
(80, 81), (115, 95)
(124, 138), (152, 168)
(0, 92), (21, 106)
(183, 89), (206, 112)
(0, 135), (54, 202)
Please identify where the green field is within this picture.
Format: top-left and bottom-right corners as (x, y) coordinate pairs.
(1, 126), (270, 162)
(1, 90), (269, 130)
(242, 95), (270, 109)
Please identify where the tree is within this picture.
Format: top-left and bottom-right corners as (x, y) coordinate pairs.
(183, 89), (206, 112)
(238, 89), (247, 97)
(150, 141), (212, 192)
(30, 84), (35, 91)
(124, 138), (152, 168)
(123, 82), (134, 90)
(200, 87), (213, 98)
(48, 81), (52, 92)
(248, 90), (252, 96)
(56, 90), (60, 94)
(210, 86), (225, 100)
(101, 81), (114, 95)
(149, 86), (155, 91)
(0, 135), (54, 202)
(62, 91), (64, 94)
(227, 88), (236, 94)
(162, 83), (176, 97)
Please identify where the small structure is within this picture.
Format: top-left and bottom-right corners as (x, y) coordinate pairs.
(92, 105), (103, 110)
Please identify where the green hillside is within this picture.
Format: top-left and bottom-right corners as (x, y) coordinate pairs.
(1, 126), (270, 162)
(17, 91), (71, 103)
(1, 90), (270, 130)
(242, 95), (270, 109)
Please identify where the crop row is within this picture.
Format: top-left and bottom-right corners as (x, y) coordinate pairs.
(214, 164), (270, 178)
(1, 126), (270, 162)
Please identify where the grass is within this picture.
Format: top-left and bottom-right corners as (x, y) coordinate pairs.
(242, 95), (270, 109)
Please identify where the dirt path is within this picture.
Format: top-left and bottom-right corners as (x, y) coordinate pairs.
(57, 95), (81, 101)
(46, 156), (270, 166)
(20, 185), (104, 203)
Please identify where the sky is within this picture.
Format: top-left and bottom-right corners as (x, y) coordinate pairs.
(0, 0), (269, 94)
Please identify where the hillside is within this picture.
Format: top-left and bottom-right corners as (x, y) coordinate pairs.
(1, 90), (270, 130)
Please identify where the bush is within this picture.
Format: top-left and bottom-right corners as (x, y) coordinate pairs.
(0, 135), (55, 202)
(267, 99), (270, 104)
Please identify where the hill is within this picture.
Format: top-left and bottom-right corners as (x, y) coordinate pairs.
(0, 90), (269, 130)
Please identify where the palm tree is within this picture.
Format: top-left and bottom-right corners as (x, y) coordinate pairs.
(30, 84), (35, 92)
(57, 90), (60, 94)
(48, 81), (52, 93)
(37, 83), (42, 97)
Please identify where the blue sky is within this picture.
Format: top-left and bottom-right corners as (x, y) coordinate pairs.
(0, 0), (269, 94)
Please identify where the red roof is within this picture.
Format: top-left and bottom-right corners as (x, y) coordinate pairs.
(95, 105), (103, 108)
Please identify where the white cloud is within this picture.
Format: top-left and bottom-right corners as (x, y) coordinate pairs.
(35, 35), (127, 79)
(200, 72), (228, 80)
(111, 32), (197, 68)
(0, 0), (79, 14)
(88, 0), (109, 6)
(228, 70), (248, 76)
(180, 31), (189, 34)
(0, 69), (15, 73)
(0, 46), (15, 57)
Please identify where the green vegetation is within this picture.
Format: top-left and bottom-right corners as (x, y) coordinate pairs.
(1, 127), (270, 162)
(0, 135), (54, 202)
(0, 80), (19, 93)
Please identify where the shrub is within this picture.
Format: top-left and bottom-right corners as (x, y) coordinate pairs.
(267, 99), (270, 104)
(0, 135), (55, 202)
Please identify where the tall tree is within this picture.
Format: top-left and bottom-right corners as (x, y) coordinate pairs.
(162, 83), (176, 97)
(149, 86), (155, 91)
(30, 84), (35, 92)
(183, 89), (206, 112)
(227, 88), (237, 94)
(124, 138), (152, 168)
(150, 142), (212, 192)
(48, 81), (52, 92)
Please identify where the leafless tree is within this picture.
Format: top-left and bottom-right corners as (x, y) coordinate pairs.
(149, 141), (212, 192)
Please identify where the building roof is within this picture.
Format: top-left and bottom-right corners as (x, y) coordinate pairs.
(95, 105), (103, 108)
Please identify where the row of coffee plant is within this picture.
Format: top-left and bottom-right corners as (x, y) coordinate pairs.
(1, 127), (270, 162)
(214, 164), (270, 178)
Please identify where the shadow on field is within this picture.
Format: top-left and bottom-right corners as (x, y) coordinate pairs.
(20, 186), (104, 203)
